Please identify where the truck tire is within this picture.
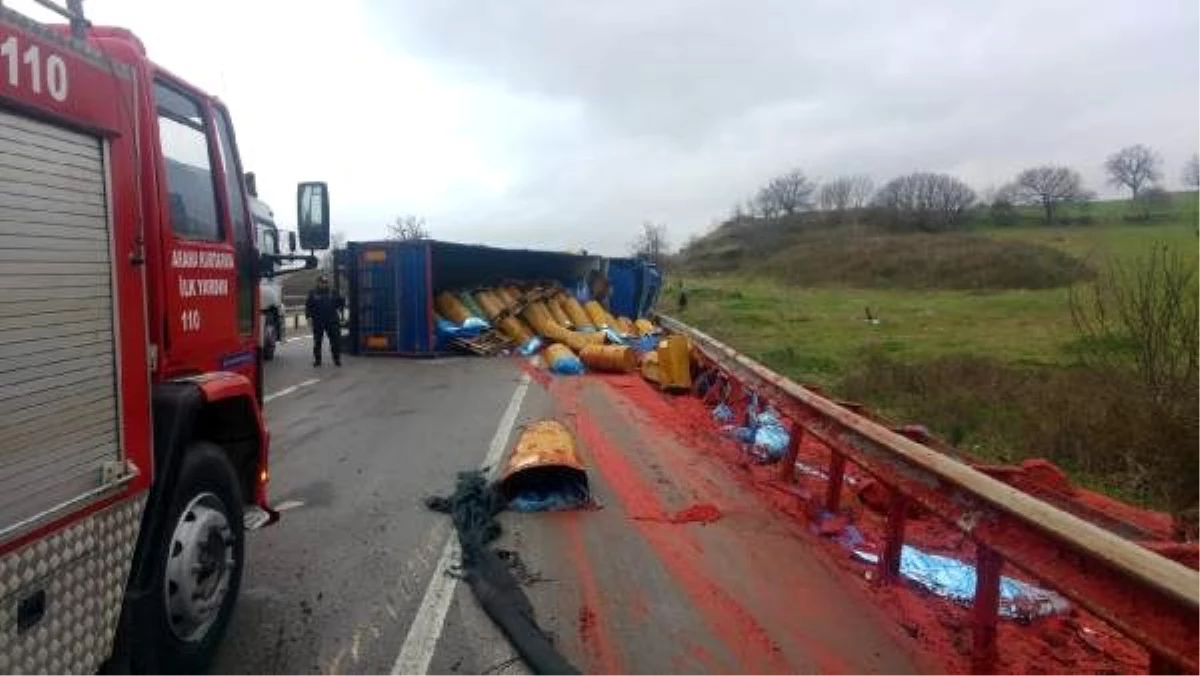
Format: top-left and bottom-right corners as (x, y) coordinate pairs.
(134, 442), (244, 674)
(262, 312), (278, 361)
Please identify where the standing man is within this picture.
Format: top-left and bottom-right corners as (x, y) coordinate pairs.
(305, 274), (345, 367)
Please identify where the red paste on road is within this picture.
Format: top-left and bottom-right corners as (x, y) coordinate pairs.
(668, 503), (723, 524)
(553, 379), (799, 674)
(560, 512), (624, 675)
(592, 369), (1171, 674)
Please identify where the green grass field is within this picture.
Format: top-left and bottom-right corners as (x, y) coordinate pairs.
(672, 278), (1079, 383)
(672, 197), (1198, 386)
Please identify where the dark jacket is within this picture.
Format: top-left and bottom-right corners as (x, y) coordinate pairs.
(305, 287), (345, 326)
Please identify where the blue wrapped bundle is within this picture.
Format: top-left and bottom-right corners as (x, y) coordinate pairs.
(544, 344), (585, 375)
(853, 545), (1070, 620)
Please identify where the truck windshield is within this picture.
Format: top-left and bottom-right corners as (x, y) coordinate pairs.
(257, 223), (278, 256)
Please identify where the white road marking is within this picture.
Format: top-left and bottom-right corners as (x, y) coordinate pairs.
(264, 378), (321, 403)
(391, 373), (531, 675)
(274, 499), (306, 512)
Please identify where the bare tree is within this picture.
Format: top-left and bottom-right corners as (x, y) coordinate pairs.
(818, 174), (874, 221)
(1180, 153), (1200, 230)
(1071, 250), (1198, 442)
(1182, 153), (1200, 189)
(387, 214), (430, 240)
(871, 172), (976, 231)
(755, 169), (816, 217)
(630, 221), (671, 268)
(753, 186), (782, 219)
(989, 184), (1021, 227)
(1105, 144), (1161, 199)
(1012, 166), (1089, 224)
(818, 177), (853, 212)
(847, 174), (874, 209)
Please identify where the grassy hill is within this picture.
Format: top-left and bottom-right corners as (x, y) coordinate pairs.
(670, 192), (1198, 515)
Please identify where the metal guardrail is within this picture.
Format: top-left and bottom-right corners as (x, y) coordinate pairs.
(656, 313), (1198, 674)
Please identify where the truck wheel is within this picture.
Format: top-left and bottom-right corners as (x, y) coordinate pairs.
(262, 314), (278, 361)
(136, 442), (245, 674)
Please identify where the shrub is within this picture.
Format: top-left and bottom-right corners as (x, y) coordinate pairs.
(838, 352), (1197, 529)
(760, 232), (1092, 290)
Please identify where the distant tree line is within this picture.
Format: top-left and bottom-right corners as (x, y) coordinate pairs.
(726, 143), (1196, 232)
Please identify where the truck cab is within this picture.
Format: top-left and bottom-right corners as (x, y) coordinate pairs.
(0, 4), (329, 672)
(251, 195), (287, 359)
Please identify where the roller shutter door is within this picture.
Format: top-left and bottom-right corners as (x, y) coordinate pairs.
(0, 107), (120, 532)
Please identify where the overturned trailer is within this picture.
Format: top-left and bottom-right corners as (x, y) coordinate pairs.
(345, 239), (663, 356)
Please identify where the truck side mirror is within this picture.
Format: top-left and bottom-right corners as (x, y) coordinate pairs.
(297, 182), (330, 251)
(288, 231), (297, 253)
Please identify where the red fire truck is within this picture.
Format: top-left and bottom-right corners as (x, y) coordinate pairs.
(0, 2), (329, 672)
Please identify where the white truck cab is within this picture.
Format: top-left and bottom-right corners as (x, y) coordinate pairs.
(251, 196), (289, 359)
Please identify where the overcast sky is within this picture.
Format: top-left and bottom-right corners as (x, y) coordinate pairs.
(18, 0), (1200, 254)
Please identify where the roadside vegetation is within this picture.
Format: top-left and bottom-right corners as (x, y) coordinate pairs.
(656, 148), (1198, 529)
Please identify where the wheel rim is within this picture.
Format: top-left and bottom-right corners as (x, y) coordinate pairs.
(164, 492), (236, 643)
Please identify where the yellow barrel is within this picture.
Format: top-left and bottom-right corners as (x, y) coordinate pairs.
(524, 303), (604, 353)
(436, 291), (473, 325)
(547, 298), (573, 328)
(584, 300), (615, 329)
(498, 420), (590, 504)
(656, 336), (692, 391)
(640, 351), (663, 384)
(474, 289), (533, 342)
(521, 300), (553, 334)
(543, 343), (576, 368)
(458, 292), (487, 319)
(580, 345), (637, 373)
(500, 419), (586, 478)
(501, 286), (523, 308)
(563, 329), (605, 353)
(615, 316), (636, 335)
(558, 294), (594, 330)
(474, 289), (504, 319)
(490, 288), (509, 309)
(634, 318), (657, 336)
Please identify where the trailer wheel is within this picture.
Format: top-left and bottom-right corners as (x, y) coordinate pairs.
(136, 442), (244, 674)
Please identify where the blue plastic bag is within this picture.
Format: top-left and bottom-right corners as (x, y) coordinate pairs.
(630, 335), (660, 354)
(853, 545), (1069, 621)
(712, 402), (734, 423)
(602, 328), (627, 345)
(462, 316), (490, 331)
(518, 336), (544, 356)
(751, 407), (790, 461)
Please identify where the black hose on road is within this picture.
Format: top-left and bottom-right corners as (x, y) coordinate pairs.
(425, 471), (580, 675)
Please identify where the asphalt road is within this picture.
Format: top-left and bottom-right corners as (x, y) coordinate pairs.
(212, 335), (927, 674)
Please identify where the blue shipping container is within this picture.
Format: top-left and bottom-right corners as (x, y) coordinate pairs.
(346, 240), (657, 357)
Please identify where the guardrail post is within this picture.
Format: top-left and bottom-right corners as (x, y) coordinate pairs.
(779, 423), (803, 482)
(824, 451), (846, 513)
(880, 489), (908, 584)
(971, 544), (1002, 674)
